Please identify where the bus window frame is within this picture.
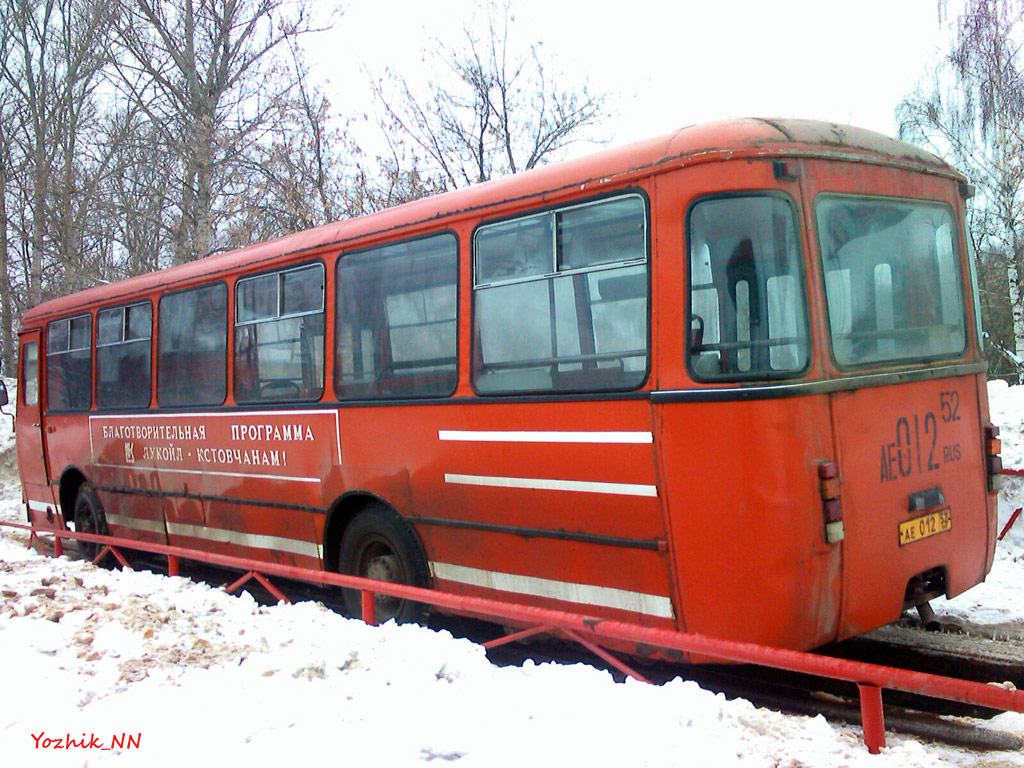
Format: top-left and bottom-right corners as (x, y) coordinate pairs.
(333, 230), (460, 402)
(684, 190), (812, 383)
(44, 312), (94, 413)
(469, 188), (653, 397)
(964, 220), (984, 349)
(233, 259), (327, 405)
(95, 300), (154, 411)
(813, 193), (970, 372)
(156, 280), (230, 409)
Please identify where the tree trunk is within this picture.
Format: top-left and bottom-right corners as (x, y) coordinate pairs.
(28, 140), (46, 307)
(0, 152), (14, 378)
(1010, 245), (1024, 377)
(194, 114), (214, 259)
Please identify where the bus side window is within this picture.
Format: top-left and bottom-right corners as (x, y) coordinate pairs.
(234, 264), (325, 403)
(46, 315), (92, 411)
(96, 303), (152, 409)
(157, 284), (228, 407)
(472, 194), (649, 394)
(336, 234), (458, 400)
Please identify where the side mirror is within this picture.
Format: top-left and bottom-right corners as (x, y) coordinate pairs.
(0, 379), (8, 407)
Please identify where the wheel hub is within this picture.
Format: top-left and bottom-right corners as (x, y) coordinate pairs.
(366, 554), (400, 583)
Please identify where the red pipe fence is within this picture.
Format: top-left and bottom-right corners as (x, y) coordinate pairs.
(1, 519), (1022, 756)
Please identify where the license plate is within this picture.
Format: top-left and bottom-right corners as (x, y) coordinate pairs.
(898, 509), (952, 546)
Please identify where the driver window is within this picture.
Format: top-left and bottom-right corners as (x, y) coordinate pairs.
(22, 341), (38, 406)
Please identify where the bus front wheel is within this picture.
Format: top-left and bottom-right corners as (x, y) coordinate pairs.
(73, 483), (109, 561)
(338, 505), (430, 625)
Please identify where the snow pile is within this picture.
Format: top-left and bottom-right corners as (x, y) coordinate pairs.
(939, 381), (1024, 629)
(0, 379), (1022, 766)
(988, 379), (1024, 470)
(0, 535), (989, 768)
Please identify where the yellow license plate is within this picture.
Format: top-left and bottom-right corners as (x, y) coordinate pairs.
(898, 509), (952, 546)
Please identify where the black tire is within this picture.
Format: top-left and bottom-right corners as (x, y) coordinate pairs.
(73, 483), (109, 561)
(339, 504), (430, 624)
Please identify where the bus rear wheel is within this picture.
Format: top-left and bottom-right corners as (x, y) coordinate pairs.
(73, 483), (109, 561)
(339, 505), (430, 624)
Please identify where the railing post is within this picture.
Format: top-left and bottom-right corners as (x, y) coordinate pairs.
(361, 590), (376, 626)
(29, 531), (46, 557)
(998, 507), (1021, 542)
(858, 683), (886, 754)
(167, 555), (179, 577)
(53, 535), (63, 558)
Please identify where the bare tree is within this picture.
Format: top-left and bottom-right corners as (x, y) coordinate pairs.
(224, 43), (356, 246)
(99, 112), (176, 277)
(347, 147), (446, 215)
(371, 0), (607, 191)
(0, 97), (16, 377)
(112, 0), (316, 264)
(0, 0), (121, 305)
(897, 0), (1024, 369)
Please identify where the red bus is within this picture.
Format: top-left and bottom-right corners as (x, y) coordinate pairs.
(11, 118), (1001, 652)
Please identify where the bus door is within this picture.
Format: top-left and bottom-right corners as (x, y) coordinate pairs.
(814, 195), (991, 637)
(14, 329), (59, 526)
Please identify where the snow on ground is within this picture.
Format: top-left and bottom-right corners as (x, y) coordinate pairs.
(944, 380), (1024, 630)
(0, 378), (1022, 767)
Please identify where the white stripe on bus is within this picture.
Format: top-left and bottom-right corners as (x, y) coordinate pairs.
(28, 500), (62, 515)
(444, 473), (658, 497)
(166, 521), (322, 560)
(430, 561), (674, 619)
(96, 464), (321, 484)
(103, 512), (166, 535)
(438, 430), (653, 444)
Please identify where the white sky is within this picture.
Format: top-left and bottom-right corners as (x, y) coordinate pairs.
(304, 0), (953, 158)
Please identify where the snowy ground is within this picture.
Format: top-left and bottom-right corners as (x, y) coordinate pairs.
(0, 378), (1022, 767)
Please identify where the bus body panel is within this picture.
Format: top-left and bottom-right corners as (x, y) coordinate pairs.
(339, 398), (676, 624)
(833, 374), (991, 637)
(796, 157), (993, 639)
(656, 394), (841, 649)
(79, 397), (678, 625)
(86, 410), (343, 567)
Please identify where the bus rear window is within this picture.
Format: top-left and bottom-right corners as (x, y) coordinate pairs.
(816, 197), (966, 367)
(687, 195), (809, 380)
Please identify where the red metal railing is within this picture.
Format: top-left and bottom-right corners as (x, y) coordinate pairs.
(999, 467), (1024, 542)
(1, 519), (1022, 755)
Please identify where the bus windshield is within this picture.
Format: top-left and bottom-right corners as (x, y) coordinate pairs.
(816, 196), (967, 368)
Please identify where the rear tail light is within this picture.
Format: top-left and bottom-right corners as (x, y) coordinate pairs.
(985, 425), (1003, 493)
(818, 461), (844, 544)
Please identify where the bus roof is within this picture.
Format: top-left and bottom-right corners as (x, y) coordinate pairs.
(22, 117), (961, 326)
